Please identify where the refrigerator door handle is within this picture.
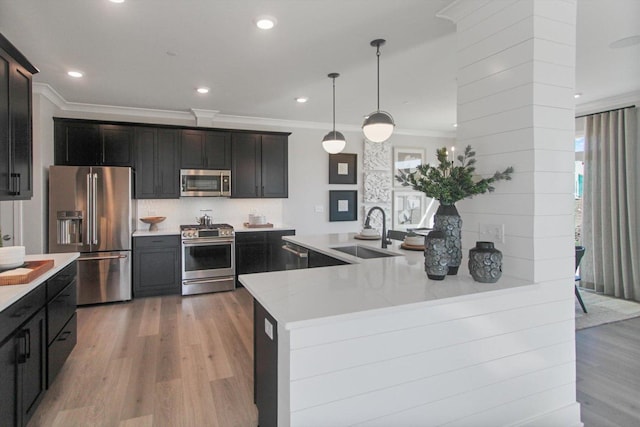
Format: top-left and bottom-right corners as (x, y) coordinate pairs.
(92, 173), (98, 245)
(86, 173), (92, 244)
(79, 254), (128, 261)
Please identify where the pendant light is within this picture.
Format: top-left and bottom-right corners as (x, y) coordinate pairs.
(322, 72), (347, 154)
(362, 39), (395, 143)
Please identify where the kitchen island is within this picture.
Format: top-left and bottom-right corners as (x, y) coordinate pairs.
(239, 234), (581, 427)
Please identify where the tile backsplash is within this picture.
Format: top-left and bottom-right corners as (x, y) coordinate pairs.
(136, 198), (284, 231)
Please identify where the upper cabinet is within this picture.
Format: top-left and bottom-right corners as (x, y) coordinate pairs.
(54, 119), (134, 167)
(180, 129), (231, 170)
(0, 33), (38, 201)
(134, 127), (180, 199)
(231, 133), (288, 198)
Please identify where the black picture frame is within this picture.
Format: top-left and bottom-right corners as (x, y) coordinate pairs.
(329, 153), (357, 184)
(329, 190), (358, 221)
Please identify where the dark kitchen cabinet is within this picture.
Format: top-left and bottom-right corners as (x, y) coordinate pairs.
(0, 33), (38, 201)
(134, 127), (180, 199)
(54, 119), (134, 167)
(46, 262), (78, 387)
(181, 129), (231, 170)
(0, 289), (47, 427)
(231, 133), (288, 198)
(235, 230), (295, 286)
(133, 235), (181, 297)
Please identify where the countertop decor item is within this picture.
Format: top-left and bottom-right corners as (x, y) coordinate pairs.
(0, 245), (25, 270)
(140, 216), (166, 231)
(424, 230), (448, 280)
(243, 222), (274, 228)
(396, 145), (513, 275)
(468, 241), (502, 283)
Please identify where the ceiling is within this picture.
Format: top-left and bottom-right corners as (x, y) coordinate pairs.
(1, 0), (638, 135)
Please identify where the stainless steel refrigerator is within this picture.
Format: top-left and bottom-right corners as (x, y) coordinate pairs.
(48, 166), (136, 305)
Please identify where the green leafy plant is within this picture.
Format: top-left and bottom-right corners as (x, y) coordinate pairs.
(396, 145), (514, 205)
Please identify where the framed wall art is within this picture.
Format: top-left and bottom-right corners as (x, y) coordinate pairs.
(329, 153), (357, 184)
(394, 148), (424, 186)
(393, 191), (426, 230)
(329, 190), (357, 221)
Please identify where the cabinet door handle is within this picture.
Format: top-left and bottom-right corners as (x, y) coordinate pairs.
(25, 329), (31, 359)
(9, 173), (20, 196)
(255, 185), (258, 196)
(17, 333), (27, 364)
(10, 305), (31, 318)
(58, 331), (72, 341)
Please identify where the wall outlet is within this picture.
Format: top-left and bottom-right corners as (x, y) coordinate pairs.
(315, 205), (324, 213)
(264, 318), (274, 340)
(478, 223), (505, 243)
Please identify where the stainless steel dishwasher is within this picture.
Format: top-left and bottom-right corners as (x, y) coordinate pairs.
(281, 242), (308, 270)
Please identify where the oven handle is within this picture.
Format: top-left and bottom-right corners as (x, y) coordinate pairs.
(183, 277), (234, 286)
(182, 238), (235, 246)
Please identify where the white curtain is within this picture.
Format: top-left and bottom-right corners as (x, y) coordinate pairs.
(582, 107), (640, 301)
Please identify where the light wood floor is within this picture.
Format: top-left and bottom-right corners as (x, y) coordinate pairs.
(28, 288), (640, 427)
(576, 316), (640, 427)
(28, 289), (257, 427)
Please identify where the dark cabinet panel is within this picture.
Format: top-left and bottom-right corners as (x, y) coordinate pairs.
(54, 120), (134, 167)
(254, 300), (278, 427)
(47, 314), (77, 388)
(0, 331), (18, 427)
(54, 121), (100, 165)
(235, 230), (296, 286)
(134, 127), (179, 199)
(308, 250), (349, 268)
(231, 133), (288, 198)
(0, 34), (36, 201)
(101, 125), (134, 166)
(21, 308), (46, 425)
(133, 235), (181, 297)
(267, 230), (295, 272)
(181, 129), (230, 170)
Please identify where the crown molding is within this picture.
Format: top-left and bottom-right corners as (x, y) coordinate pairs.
(33, 82), (455, 138)
(575, 90), (640, 117)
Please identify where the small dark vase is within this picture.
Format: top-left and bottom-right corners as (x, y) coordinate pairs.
(468, 241), (502, 283)
(424, 230), (449, 280)
(433, 204), (462, 275)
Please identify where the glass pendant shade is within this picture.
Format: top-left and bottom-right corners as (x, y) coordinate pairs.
(322, 131), (346, 154)
(362, 111), (395, 143)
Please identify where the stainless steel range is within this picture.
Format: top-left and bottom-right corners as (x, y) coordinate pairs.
(181, 223), (235, 295)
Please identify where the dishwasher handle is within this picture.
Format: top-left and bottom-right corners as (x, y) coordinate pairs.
(282, 244), (308, 258)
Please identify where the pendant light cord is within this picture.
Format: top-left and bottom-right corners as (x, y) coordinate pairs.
(376, 45), (381, 111)
(332, 76), (336, 135)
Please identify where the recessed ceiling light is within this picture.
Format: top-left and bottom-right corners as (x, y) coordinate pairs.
(574, 93), (582, 99)
(67, 71), (83, 78)
(452, 123), (458, 128)
(609, 35), (640, 49)
(109, 0), (125, 3)
(295, 97), (308, 103)
(256, 16), (276, 30)
(196, 87), (210, 94)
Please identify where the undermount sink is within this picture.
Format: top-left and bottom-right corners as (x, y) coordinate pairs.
(331, 245), (400, 259)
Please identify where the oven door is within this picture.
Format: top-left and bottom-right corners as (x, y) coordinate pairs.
(182, 238), (235, 280)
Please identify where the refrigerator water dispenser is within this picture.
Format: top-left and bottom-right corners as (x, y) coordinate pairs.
(57, 211), (83, 245)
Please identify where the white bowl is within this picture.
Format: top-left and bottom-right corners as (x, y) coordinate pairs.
(0, 246), (25, 268)
(360, 228), (379, 237)
(404, 235), (424, 246)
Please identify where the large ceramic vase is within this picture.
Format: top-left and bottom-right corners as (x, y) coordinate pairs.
(433, 203), (462, 275)
(468, 241), (502, 283)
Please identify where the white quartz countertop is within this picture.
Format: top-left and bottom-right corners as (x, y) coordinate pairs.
(0, 252), (79, 312)
(240, 233), (533, 330)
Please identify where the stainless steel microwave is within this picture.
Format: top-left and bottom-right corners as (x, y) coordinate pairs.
(180, 169), (231, 197)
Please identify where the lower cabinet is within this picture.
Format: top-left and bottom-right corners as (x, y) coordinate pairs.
(235, 230), (295, 285)
(133, 235), (181, 297)
(0, 260), (78, 427)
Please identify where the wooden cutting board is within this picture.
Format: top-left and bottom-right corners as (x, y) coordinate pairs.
(0, 259), (55, 286)
(243, 222), (274, 228)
